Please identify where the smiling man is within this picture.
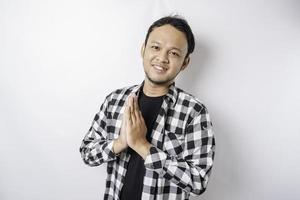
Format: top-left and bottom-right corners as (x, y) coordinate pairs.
(79, 15), (215, 200)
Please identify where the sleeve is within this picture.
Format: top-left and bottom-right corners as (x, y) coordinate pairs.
(79, 93), (118, 167)
(144, 106), (216, 195)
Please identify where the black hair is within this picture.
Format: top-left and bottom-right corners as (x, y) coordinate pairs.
(144, 15), (195, 59)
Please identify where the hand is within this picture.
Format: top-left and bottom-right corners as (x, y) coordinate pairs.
(117, 111), (128, 149)
(125, 94), (148, 149)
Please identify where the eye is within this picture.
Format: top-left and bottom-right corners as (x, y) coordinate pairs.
(151, 45), (160, 50)
(170, 51), (180, 57)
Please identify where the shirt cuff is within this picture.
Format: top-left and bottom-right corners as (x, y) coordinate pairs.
(103, 139), (118, 161)
(144, 146), (168, 174)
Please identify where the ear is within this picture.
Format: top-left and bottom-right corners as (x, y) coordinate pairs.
(181, 56), (190, 71)
(140, 43), (145, 57)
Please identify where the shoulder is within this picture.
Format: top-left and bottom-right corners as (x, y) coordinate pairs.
(105, 84), (138, 101)
(175, 86), (210, 116)
(175, 87), (213, 129)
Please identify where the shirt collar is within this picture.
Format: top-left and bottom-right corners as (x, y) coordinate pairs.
(131, 80), (178, 107)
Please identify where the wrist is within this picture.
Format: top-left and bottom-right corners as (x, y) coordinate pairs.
(132, 139), (151, 160)
(117, 137), (127, 148)
(113, 138), (127, 155)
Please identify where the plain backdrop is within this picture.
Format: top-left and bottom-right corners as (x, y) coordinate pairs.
(1, 0), (299, 200)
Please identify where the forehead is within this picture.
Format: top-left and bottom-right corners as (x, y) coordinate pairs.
(148, 25), (188, 50)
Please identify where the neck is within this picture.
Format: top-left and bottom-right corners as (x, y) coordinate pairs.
(142, 78), (172, 97)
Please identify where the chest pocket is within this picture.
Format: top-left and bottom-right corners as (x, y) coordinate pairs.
(163, 130), (185, 156)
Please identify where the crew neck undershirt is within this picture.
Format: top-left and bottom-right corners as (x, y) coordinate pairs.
(119, 88), (165, 200)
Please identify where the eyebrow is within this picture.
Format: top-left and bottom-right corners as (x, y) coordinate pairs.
(150, 41), (182, 52)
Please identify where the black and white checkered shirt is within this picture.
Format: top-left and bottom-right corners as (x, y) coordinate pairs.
(79, 81), (215, 200)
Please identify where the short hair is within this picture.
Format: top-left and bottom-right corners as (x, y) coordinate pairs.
(144, 15), (195, 59)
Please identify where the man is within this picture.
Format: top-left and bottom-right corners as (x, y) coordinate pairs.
(79, 15), (215, 200)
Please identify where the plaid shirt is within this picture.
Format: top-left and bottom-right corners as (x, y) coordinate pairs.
(79, 81), (215, 200)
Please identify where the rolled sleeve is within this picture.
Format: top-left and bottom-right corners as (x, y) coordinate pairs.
(144, 146), (168, 173)
(143, 105), (215, 195)
(79, 93), (119, 166)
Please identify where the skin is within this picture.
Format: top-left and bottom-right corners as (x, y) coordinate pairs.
(113, 24), (191, 159)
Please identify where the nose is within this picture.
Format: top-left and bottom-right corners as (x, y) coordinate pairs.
(156, 50), (169, 63)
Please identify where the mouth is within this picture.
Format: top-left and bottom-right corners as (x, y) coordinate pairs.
(152, 64), (167, 73)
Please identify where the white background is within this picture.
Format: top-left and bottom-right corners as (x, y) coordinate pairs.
(1, 0), (299, 199)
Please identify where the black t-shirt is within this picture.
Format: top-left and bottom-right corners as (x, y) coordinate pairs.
(120, 89), (165, 200)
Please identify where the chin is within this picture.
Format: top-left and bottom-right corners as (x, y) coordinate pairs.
(145, 71), (173, 85)
(148, 77), (171, 85)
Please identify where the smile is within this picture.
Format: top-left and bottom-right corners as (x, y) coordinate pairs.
(152, 65), (167, 72)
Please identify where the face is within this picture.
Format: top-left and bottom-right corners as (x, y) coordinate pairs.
(141, 25), (190, 86)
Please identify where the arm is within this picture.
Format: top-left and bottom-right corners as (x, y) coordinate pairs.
(144, 106), (216, 195)
(79, 94), (119, 166)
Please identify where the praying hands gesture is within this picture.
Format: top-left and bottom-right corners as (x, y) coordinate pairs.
(113, 94), (151, 159)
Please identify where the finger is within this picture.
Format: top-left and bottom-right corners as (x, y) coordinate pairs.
(133, 97), (141, 123)
(131, 94), (136, 112)
(124, 105), (128, 124)
(125, 103), (132, 125)
(123, 113), (126, 127)
(134, 96), (140, 111)
(138, 110), (143, 119)
(126, 94), (132, 107)
(129, 95), (134, 110)
(138, 110), (145, 124)
(129, 96), (136, 124)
